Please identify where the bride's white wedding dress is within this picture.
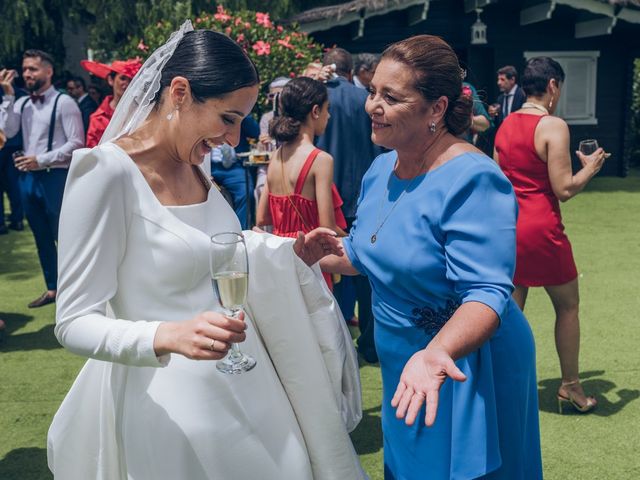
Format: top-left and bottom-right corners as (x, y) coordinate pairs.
(47, 143), (364, 479)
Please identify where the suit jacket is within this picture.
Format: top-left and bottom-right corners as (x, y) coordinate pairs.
(78, 94), (98, 134)
(316, 77), (382, 219)
(496, 85), (526, 125)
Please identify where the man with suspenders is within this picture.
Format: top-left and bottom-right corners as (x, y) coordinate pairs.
(0, 50), (84, 308)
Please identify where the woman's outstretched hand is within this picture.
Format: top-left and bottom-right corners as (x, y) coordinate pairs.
(392, 343), (467, 427)
(154, 311), (247, 360)
(293, 227), (343, 266)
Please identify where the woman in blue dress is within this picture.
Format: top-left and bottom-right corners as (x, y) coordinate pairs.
(321, 35), (542, 479)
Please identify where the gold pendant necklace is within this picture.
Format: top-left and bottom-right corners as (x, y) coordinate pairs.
(521, 102), (549, 114)
(370, 159), (428, 244)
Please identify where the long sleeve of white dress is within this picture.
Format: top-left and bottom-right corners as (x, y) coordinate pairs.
(55, 147), (166, 367)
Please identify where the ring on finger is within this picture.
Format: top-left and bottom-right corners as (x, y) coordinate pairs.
(210, 339), (217, 351)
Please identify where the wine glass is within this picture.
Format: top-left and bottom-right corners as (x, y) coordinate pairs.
(210, 232), (256, 374)
(579, 139), (599, 156)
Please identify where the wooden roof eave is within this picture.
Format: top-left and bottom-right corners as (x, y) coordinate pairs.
(295, 0), (430, 34)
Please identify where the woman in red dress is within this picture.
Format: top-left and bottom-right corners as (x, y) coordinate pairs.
(256, 77), (346, 288)
(81, 59), (142, 147)
(495, 57), (607, 413)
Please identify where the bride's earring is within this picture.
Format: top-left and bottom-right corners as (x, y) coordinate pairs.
(166, 106), (179, 121)
(429, 121), (436, 133)
(548, 99), (553, 110)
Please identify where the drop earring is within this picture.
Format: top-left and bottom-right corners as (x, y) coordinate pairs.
(166, 106), (179, 121)
(548, 99), (553, 110)
(429, 121), (436, 133)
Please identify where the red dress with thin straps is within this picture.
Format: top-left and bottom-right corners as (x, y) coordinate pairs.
(495, 112), (578, 286)
(268, 148), (347, 289)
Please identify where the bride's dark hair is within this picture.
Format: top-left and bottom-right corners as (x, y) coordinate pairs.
(154, 30), (259, 103)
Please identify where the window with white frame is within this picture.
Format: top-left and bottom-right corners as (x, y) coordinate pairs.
(523, 51), (599, 125)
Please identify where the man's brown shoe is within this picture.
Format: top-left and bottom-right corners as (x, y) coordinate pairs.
(28, 291), (56, 308)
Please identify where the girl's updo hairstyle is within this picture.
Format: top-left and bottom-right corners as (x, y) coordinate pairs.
(269, 77), (328, 143)
(154, 30), (259, 103)
(381, 35), (472, 136)
(521, 56), (565, 97)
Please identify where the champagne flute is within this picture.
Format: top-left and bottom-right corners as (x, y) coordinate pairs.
(579, 139), (599, 156)
(210, 232), (256, 374)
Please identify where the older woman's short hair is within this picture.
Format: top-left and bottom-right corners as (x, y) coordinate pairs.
(521, 57), (565, 97)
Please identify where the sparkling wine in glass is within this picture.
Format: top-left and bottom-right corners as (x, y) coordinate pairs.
(579, 139), (599, 156)
(210, 232), (256, 374)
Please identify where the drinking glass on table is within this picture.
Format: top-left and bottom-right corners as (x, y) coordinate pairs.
(210, 232), (256, 374)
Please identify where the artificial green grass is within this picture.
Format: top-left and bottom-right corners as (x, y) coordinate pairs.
(1, 170), (639, 479)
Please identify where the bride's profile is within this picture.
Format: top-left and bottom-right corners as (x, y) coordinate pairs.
(47, 20), (364, 479)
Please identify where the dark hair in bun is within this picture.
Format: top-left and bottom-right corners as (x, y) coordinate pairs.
(269, 77), (328, 143)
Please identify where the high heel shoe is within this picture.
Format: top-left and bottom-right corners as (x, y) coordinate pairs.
(557, 380), (597, 414)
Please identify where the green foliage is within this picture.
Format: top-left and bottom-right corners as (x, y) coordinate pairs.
(0, 0), (338, 69)
(116, 5), (324, 114)
(0, 1), (66, 69)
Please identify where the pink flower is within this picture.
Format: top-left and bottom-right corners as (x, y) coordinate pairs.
(277, 25), (283, 33)
(137, 40), (149, 52)
(225, 27), (232, 35)
(462, 85), (473, 97)
(289, 72), (296, 78)
(235, 17), (243, 26)
(236, 33), (245, 43)
(256, 12), (272, 28)
(277, 36), (294, 49)
(295, 52), (305, 59)
(245, 22), (251, 29)
(214, 5), (232, 22)
(252, 41), (271, 56)
(196, 17), (202, 24)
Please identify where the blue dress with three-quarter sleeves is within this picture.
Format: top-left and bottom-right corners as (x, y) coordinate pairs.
(343, 151), (542, 480)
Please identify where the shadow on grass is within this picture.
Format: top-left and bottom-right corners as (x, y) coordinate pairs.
(583, 166), (640, 193)
(0, 228), (40, 281)
(351, 405), (383, 455)
(0, 312), (61, 352)
(0, 447), (51, 480)
(538, 370), (640, 416)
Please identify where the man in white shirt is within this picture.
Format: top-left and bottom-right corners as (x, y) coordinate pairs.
(488, 65), (526, 126)
(0, 50), (84, 308)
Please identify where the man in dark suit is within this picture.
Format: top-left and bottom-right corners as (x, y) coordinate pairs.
(67, 76), (97, 134)
(316, 47), (382, 363)
(489, 65), (526, 126)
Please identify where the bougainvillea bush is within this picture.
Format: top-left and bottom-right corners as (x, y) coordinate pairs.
(117, 5), (324, 114)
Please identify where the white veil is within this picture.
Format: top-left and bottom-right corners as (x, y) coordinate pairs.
(100, 20), (194, 144)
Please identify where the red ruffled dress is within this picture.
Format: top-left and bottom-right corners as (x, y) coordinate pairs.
(268, 148), (347, 289)
(495, 113), (578, 286)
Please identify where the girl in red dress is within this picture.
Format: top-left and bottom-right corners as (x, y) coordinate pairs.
(256, 77), (346, 288)
(495, 57), (607, 414)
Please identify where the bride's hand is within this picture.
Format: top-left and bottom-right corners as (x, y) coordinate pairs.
(293, 227), (343, 266)
(392, 343), (467, 427)
(153, 311), (247, 360)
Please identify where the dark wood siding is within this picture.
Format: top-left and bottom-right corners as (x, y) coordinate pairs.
(308, 0), (640, 176)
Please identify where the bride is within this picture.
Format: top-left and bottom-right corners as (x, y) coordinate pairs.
(47, 21), (364, 479)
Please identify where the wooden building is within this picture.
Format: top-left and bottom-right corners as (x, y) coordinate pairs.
(291, 0), (640, 176)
